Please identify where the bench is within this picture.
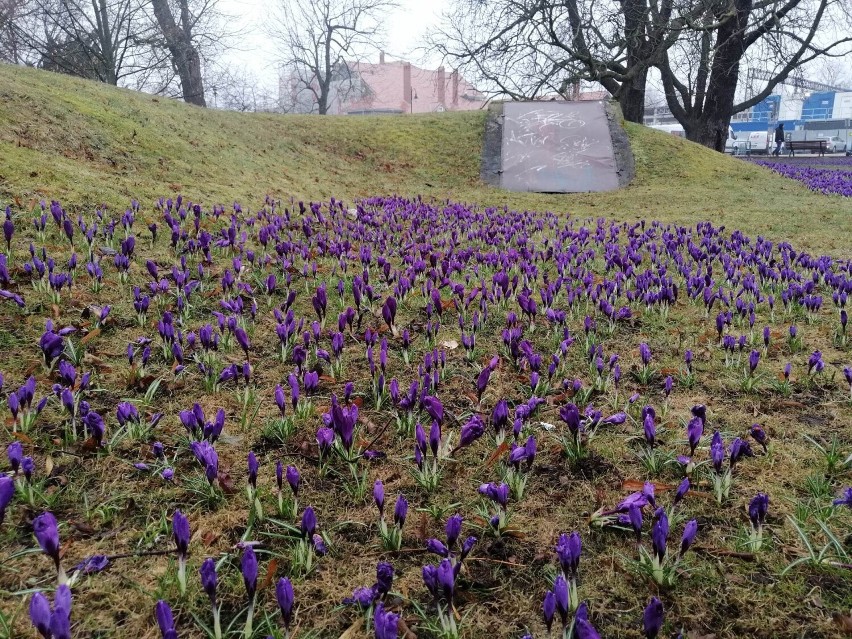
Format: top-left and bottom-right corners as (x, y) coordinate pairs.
(787, 140), (827, 157)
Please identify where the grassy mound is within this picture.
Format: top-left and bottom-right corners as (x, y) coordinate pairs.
(0, 63), (849, 252)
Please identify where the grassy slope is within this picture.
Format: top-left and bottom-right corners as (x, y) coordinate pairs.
(1, 63), (850, 254)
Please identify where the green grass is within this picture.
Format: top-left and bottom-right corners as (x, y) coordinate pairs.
(1, 63), (850, 254)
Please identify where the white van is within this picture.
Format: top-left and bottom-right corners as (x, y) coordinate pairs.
(747, 131), (770, 154)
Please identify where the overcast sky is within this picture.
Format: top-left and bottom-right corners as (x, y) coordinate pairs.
(218, 0), (449, 90)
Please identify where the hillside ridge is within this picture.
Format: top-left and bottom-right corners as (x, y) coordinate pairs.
(0, 63), (849, 251)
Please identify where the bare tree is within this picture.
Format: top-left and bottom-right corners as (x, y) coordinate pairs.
(429, 0), (681, 123)
(148, 0), (207, 105)
(0, 0), (157, 84)
(270, 0), (397, 115)
(207, 64), (279, 111)
(657, 0), (852, 150)
(433, 0), (852, 149)
(0, 0), (32, 63)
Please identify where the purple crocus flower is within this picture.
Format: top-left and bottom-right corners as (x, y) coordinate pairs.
(555, 531), (582, 576)
(673, 477), (690, 505)
(808, 350), (824, 374)
(643, 411), (656, 447)
(833, 487), (852, 508)
(393, 495), (408, 527)
(241, 545), (258, 600)
(445, 514), (462, 549)
(422, 395), (444, 423)
(685, 416), (703, 456)
(374, 602), (400, 639)
(476, 365), (493, 401)
(316, 427), (334, 456)
(172, 510), (190, 559)
(478, 482), (509, 509)
(749, 492), (769, 528)
(651, 510), (669, 561)
(710, 432), (726, 473)
(276, 577), (295, 630)
(560, 403), (581, 434)
(542, 590), (556, 633)
(639, 343), (652, 366)
(373, 482), (386, 521)
(729, 437), (754, 468)
(33, 511), (62, 573)
(426, 538), (449, 557)
(553, 574), (570, 626)
(748, 349), (760, 373)
(680, 519), (698, 555)
(749, 424), (768, 452)
(458, 415), (485, 449)
(375, 561), (394, 597)
(628, 504), (643, 541)
(382, 296), (397, 330)
(436, 557), (455, 603)
(0, 475), (14, 525)
(301, 506), (317, 539)
(29, 591), (52, 638)
(155, 600), (177, 639)
(234, 327), (250, 356)
(247, 451), (259, 490)
(643, 596), (664, 639)
(7, 440), (22, 472)
(200, 557), (217, 604)
(286, 465), (300, 496)
(39, 331), (64, 365)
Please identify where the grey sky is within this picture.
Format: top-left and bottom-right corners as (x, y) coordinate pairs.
(218, 0), (449, 89)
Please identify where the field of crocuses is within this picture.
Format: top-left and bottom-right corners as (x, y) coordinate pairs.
(1, 195), (851, 639)
(747, 156), (852, 197)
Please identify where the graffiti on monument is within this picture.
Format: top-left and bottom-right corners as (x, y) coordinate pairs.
(500, 102), (619, 192)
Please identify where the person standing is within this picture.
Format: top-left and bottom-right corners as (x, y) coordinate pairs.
(773, 123), (785, 156)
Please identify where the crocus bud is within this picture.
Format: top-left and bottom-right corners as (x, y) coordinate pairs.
(373, 480), (385, 516)
(276, 577), (294, 630)
(200, 557), (217, 604)
(241, 546), (258, 601)
(33, 511), (62, 573)
(643, 596), (664, 639)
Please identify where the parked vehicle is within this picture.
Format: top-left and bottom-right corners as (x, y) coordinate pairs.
(816, 135), (847, 153)
(747, 131), (770, 154)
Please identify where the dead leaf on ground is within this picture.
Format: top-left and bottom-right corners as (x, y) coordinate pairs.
(80, 328), (101, 345)
(833, 612), (852, 635)
(217, 470), (236, 494)
(338, 617), (363, 639)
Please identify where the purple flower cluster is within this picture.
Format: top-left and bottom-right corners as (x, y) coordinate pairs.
(748, 157), (852, 196)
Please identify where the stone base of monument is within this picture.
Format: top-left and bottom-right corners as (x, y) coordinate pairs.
(480, 100), (635, 193)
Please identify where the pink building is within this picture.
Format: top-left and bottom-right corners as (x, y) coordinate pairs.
(341, 54), (486, 114)
(281, 54), (487, 115)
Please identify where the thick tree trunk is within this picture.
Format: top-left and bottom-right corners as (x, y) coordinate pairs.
(684, 117), (728, 151)
(618, 74), (647, 123)
(150, 0), (206, 106)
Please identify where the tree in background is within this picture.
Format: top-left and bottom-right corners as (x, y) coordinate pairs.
(657, 0), (852, 150)
(432, 0), (852, 150)
(0, 0), (234, 107)
(148, 0), (208, 106)
(270, 0), (397, 115)
(429, 0), (680, 124)
(0, 0), (155, 84)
